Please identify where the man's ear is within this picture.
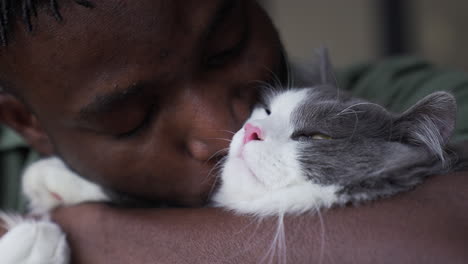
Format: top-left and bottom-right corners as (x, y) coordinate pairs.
(0, 93), (54, 155)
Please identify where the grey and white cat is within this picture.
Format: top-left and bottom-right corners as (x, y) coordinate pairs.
(0, 51), (457, 263)
(213, 76), (457, 216)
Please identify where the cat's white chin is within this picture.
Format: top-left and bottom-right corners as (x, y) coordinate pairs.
(237, 156), (262, 181)
(214, 155), (340, 216)
(225, 129), (274, 187)
(213, 102), (341, 216)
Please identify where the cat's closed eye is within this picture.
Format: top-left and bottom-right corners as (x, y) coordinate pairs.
(264, 108), (271, 115)
(310, 134), (332, 140)
(293, 133), (332, 141)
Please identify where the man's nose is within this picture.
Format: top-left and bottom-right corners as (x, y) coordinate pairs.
(175, 86), (250, 163)
(243, 123), (263, 144)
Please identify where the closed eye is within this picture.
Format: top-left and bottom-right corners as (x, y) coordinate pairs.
(292, 132), (332, 141)
(310, 134), (332, 140)
(115, 105), (156, 139)
(205, 34), (247, 67)
(204, 1), (249, 68)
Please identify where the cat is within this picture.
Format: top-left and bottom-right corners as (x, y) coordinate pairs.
(0, 50), (458, 264)
(212, 81), (457, 217)
(212, 50), (457, 216)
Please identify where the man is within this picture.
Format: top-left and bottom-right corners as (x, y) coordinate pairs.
(0, 0), (467, 263)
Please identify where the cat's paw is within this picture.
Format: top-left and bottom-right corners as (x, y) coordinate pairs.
(22, 157), (110, 215)
(0, 213), (69, 264)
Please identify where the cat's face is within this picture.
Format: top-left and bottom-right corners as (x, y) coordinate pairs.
(214, 87), (343, 214)
(213, 49), (456, 215)
(213, 85), (456, 215)
(225, 89), (308, 192)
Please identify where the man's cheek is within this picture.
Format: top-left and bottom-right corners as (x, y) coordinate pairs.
(55, 137), (211, 204)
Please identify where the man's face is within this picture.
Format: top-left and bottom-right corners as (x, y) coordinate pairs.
(0, 0), (284, 206)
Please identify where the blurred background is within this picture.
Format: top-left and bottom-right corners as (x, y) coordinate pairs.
(259, 0), (468, 71)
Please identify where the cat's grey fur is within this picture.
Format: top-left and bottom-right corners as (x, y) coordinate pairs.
(290, 51), (456, 204)
(293, 87), (455, 204)
(214, 49), (458, 215)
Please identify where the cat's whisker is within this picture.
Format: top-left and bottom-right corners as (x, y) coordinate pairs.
(222, 217), (267, 262)
(260, 65), (285, 90)
(250, 79), (274, 89)
(267, 68), (283, 89)
(314, 205), (327, 264)
(203, 148), (229, 167)
(205, 172), (221, 200)
(199, 138), (230, 169)
(258, 84), (278, 99)
(217, 129), (236, 135)
(201, 148), (229, 191)
(202, 151), (228, 184)
(335, 109), (365, 117)
(338, 102), (387, 115)
(233, 214), (263, 236)
(350, 112), (360, 141)
(339, 110), (360, 147)
(257, 83), (281, 104)
(259, 212), (286, 264)
(204, 137), (232, 143)
(277, 213), (287, 264)
(203, 155), (228, 199)
(204, 128), (237, 136)
(249, 80), (280, 109)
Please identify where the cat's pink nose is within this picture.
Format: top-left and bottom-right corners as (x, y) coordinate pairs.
(243, 123), (263, 144)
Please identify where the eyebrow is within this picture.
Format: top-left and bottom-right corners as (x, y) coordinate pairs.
(77, 83), (145, 122)
(76, 1), (234, 122)
(206, 0), (236, 37)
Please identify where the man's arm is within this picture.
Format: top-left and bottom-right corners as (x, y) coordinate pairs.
(53, 169), (468, 264)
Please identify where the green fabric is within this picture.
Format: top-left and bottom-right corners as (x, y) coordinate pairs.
(338, 56), (468, 143)
(1, 56), (467, 211)
(0, 125), (38, 212)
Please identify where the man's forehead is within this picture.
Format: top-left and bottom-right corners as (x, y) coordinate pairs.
(2, 3), (195, 90)
(4, 0), (210, 61)
(1, 0), (172, 73)
(1, 0), (229, 119)
(42, 0), (174, 53)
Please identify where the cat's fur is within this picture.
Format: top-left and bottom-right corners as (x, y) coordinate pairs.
(212, 87), (456, 216)
(0, 50), (458, 263)
(213, 50), (456, 216)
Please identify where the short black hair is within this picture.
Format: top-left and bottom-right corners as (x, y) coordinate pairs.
(0, 0), (94, 46)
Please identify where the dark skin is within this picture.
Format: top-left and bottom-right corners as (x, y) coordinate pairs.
(0, 0), (282, 206)
(53, 169), (468, 264)
(0, 0), (467, 263)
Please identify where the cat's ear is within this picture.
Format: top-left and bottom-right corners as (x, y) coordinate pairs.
(392, 91), (456, 159)
(290, 47), (338, 88)
(312, 47), (338, 87)
(298, 47), (338, 87)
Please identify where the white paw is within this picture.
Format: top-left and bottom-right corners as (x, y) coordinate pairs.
(0, 213), (69, 264)
(22, 157), (110, 214)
